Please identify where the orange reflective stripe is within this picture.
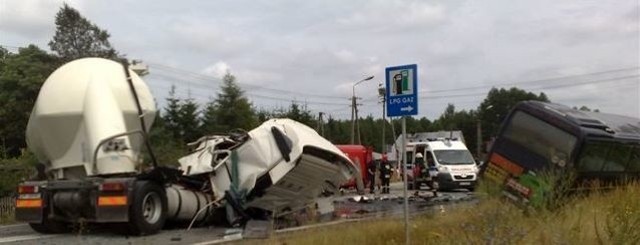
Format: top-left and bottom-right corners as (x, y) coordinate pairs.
(490, 153), (524, 176)
(98, 196), (128, 206)
(485, 162), (509, 184)
(16, 199), (42, 208)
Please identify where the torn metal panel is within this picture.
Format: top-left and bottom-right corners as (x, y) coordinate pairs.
(178, 118), (359, 216)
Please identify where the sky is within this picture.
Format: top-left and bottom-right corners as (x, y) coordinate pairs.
(1, 0), (639, 120)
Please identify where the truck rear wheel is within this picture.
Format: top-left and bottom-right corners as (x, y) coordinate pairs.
(128, 181), (167, 236)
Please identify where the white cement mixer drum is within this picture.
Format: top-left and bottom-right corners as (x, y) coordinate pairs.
(26, 58), (156, 177)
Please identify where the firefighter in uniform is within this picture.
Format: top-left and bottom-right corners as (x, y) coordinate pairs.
(414, 153), (426, 196)
(367, 159), (376, 194)
(380, 154), (392, 194)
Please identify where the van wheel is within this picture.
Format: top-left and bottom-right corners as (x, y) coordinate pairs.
(128, 181), (167, 236)
(431, 181), (440, 191)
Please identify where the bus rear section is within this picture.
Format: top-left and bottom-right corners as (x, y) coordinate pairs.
(482, 101), (640, 206)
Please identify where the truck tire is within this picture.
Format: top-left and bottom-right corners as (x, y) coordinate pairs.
(128, 181), (167, 236)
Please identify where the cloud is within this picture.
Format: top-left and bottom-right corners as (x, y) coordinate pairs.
(165, 17), (254, 59)
(0, 0), (637, 120)
(336, 1), (447, 31)
(202, 61), (231, 79)
(0, 1), (86, 41)
(334, 49), (357, 64)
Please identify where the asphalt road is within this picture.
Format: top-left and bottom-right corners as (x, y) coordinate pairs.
(0, 182), (475, 245)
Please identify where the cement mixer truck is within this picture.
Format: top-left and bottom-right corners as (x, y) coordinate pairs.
(15, 58), (360, 235)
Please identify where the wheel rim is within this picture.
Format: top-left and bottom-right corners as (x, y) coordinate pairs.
(142, 192), (162, 224)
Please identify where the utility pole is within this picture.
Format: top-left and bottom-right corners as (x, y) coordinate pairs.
(477, 105), (492, 160)
(378, 84), (386, 153)
(350, 75), (374, 144)
(476, 120), (482, 159)
(320, 113), (325, 137)
(350, 96), (356, 144)
(317, 112), (325, 137)
(355, 99), (362, 144)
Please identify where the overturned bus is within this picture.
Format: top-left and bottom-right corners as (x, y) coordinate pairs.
(481, 101), (640, 206)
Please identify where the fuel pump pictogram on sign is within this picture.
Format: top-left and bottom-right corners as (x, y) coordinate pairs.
(391, 69), (413, 96)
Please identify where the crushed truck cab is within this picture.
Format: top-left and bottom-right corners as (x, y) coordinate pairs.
(16, 58), (358, 235)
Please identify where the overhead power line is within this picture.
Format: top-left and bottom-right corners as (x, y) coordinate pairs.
(150, 74), (349, 106)
(361, 73), (639, 103)
(147, 62), (347, 100)
(418, 66), (640, 94)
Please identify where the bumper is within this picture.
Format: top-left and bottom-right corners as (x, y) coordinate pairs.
(15, 179), (133, 223)
(437, 173), (477, 189)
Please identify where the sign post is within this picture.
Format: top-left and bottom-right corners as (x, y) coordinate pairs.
(385, 64), (418, 245)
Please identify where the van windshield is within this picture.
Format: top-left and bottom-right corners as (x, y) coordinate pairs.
(434, 150), (475, 165)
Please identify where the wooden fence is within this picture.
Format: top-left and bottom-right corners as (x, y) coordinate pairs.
(0, 192), (16, 218)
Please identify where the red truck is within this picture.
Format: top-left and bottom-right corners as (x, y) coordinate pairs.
(336, 145), (372, 191)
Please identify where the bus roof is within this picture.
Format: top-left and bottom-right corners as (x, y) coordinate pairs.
(518, 101), (640, 141)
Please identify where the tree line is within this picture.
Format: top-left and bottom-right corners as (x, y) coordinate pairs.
(0, 3), (556, 166)
(0, 3), (566, 193)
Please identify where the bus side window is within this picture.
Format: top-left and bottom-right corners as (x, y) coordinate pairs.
(578, 142), (608, 172)
(626, 145), (640, 172)
(602, 144), (632, 172)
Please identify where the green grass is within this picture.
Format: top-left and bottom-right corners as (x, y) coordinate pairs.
(0, 212), (15, 225)
(255, 183), (640, 245)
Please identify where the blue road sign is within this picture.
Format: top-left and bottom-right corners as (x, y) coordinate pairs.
(386, 64), (418, 117)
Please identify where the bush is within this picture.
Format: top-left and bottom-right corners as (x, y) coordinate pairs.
(0, 151), (37, 193)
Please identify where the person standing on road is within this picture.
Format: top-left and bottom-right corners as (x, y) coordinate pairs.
(367, 159), (376, 194)
(380, 154), (392, 194)
(414, 152), (426, 196)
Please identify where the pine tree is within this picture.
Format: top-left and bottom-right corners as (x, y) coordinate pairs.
(163, 86), (182, 141)
(283, 102), (315, 127)
(211, 72), (256, 132)
(48, 3), (119, 61)
(178, 97), (201, 143)
(200, 98), (217, 134)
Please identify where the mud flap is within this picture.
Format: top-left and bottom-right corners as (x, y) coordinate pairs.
(15, 206), (43, 223)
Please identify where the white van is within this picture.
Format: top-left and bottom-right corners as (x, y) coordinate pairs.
(410, 138), (479, 191)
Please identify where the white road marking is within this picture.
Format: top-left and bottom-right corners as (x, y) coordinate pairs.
(0, 234), (58, 243)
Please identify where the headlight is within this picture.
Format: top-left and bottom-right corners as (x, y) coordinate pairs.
(437, 165), (449, 173)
